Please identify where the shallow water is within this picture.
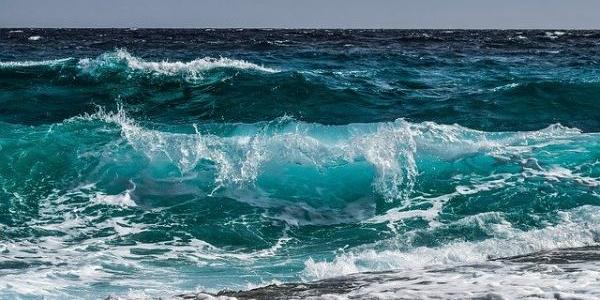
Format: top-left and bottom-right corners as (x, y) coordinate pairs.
(188, 246), (600, 300)
(0, 29), (599, 299)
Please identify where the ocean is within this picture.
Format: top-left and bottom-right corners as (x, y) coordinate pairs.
(0, 29), (599, 299)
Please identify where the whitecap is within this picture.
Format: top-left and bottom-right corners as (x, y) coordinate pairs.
(91, 190), (137, 207)
(488, 82), (519, 92)
(77, 49), (278, 79)
(0, 58), (73, 68)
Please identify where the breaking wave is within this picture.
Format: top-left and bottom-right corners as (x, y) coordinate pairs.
(0, 49), (277, 81)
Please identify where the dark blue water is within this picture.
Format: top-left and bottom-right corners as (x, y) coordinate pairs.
(0, 29), (599, 299)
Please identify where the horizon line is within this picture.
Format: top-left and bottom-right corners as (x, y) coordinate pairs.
(2, 27), (599, 30)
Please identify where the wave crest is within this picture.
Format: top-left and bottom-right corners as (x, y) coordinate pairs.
(0, 49), (277, 81)
(77, 49), (277, 80)
(77, 106), (589, 207)
(0, 57), (74, 68)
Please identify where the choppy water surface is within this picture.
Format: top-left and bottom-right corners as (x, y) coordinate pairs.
(0, 29), (599, 299)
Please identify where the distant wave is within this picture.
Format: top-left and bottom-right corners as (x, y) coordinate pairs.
(0, 49), (277, 80)
(78, 49), (278, 78)
(0, 57), (74, 68)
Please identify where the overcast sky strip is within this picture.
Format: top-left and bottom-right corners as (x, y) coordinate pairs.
(2, 0), (600, 29)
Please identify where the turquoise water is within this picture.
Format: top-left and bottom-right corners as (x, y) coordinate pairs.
(0, 29), (599, 299)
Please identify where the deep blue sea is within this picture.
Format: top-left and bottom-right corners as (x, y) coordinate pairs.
(0, 29), (599, 299)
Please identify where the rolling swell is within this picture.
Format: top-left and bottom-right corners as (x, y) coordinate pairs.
(2, 49), (600, 130)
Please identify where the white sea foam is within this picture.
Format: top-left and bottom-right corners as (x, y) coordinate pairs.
(303, 205), (600, 281)
(489, 82), (520, 92)
(545, 31), (567, 40)
(0, 58), (73, 68)
(0, 182), (267, 298)
(527, 165), (600, 187)
(28, 35), (42, 41)
(302, 260), (600, 299)
(92, 190), (137, 207)
(169, 207), (600, 299)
